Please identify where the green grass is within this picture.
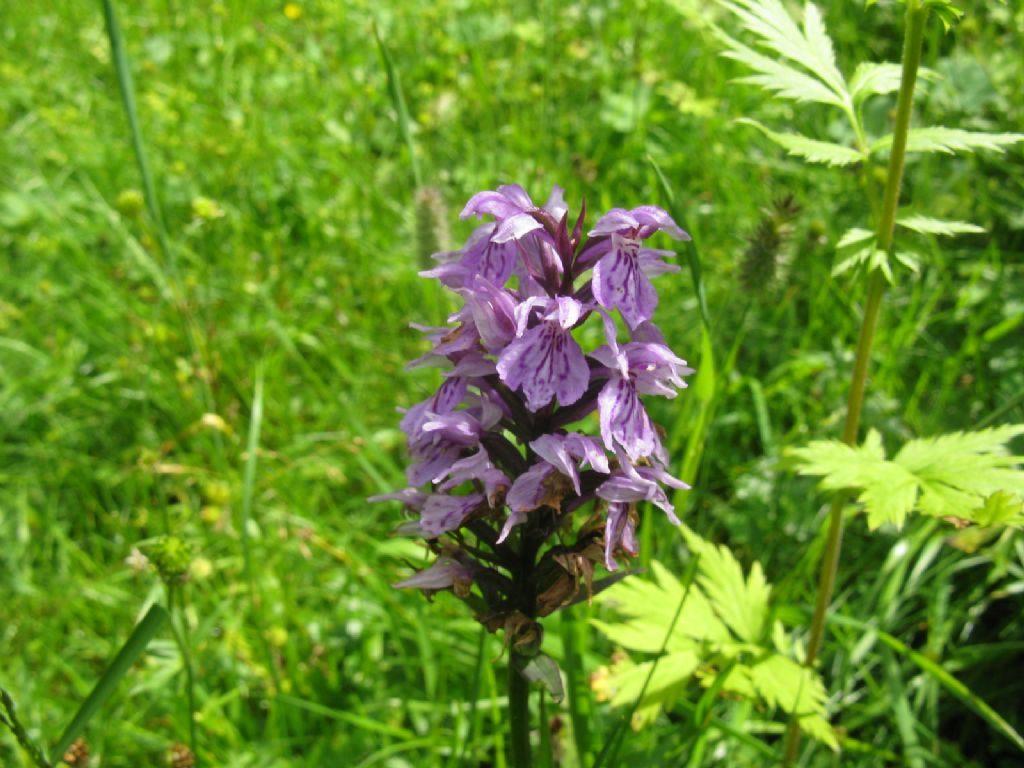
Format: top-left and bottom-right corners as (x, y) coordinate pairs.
(2, 1), (1023, 766)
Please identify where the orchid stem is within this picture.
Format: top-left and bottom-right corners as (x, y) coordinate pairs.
(508, 653), (532, 768)
(783, 1), (930, 762)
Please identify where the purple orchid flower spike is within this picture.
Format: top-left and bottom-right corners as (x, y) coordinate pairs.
(373, 182), (695, 672)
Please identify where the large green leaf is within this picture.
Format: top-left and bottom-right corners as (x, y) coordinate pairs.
(679, 525), (771, 643)
(789, 426), (1024, 529)
(591, 529), (836, 747)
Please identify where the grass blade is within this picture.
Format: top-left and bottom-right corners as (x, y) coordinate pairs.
(373, 22), (422, 189)
(832, 614), (1024, 754)
(561, 608), (594, 767)
(648, 155), (710, 331)
(50, 604), (169, 762)
(100, 0), (172, 269)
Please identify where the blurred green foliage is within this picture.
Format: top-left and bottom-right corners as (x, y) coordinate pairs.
(1, 0), (1023, 765)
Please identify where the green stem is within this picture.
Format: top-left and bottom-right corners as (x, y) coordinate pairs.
(508, 654), (532, 768)
(168, 584), (200, 766)
(783, 2), (929, 762)
(0, 690), (51, 768)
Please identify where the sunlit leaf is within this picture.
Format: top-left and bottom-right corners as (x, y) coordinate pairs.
(720, 36), (845, 107)
(872, 127), (1024, 155)
(679, 524), (771, 643)
(738, 119), (863, 166)
(789, 426), (1024, 529)
(720, 0), (848, 101)
(591, 529), (836, 747)
(896, 214), (984, 236)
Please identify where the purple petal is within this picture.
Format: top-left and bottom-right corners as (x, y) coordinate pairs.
(629, 205), (689, 239)
(548, 295), (583, 329)
(604, 502), (638, 571)
(460, 191), (521, 220)
(530, 434), (581, 495)
(589, 208), (640, 237)
(407, 444), (463, 486)
(496, 322), (589, 411)
(369, 488), (428, 509)
(638, 248), (681, 277)
(506, 463), (555, 512)
(420, 493), (484, 536)
(565, 434), (611, 474)
(543, 185), (568, 220)
(597, 377), (657, 461)
(462, 277), (517, 352)
(497, 184), (534, 209)
(492, 213), (544, 243)
(497, 509), (528, 543)
(394, 556), (475, 590)
(592, 234), (658, 329)
(445, 352), (497, 378)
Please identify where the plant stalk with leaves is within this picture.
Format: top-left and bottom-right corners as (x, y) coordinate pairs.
(715, 0), (1024, 761)
(372, 183), (697, 767)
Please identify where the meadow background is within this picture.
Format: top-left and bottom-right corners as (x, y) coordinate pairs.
(2, 0), (1023, 765)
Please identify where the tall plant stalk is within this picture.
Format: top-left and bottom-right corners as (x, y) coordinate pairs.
(783, 1), (931, 761)
(508, 656), (531, 768)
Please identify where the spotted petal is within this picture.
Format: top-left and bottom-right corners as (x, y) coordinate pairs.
(420, 493), (484, 537)
(597, 377), (657, 461)
(496, 321), (588, 411)
(592, 234), (658, 329)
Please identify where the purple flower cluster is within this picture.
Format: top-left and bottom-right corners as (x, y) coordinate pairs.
(373, 184), (693, 627)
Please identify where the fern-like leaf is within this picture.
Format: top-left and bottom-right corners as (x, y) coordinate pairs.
(738, 119), (863, 166)
(591, 528), (837, 747)
(720, 0), (848, 102)
(872, 127), (1024, 156)
(789, 426), (1024, 529)
(849, 62), (938, 104)
(720, 36), (845, 107)
(896, 215), (984, 236)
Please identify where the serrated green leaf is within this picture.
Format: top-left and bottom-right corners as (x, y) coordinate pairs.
(594, 561), (730, 648)
(720, 0), (848, 102)
(836, 227), (875, 251)
(872, 127), (1024, 155)
(748, 654), (839, 749)
(592, 537), (834, 746)
(924, 0), (964, 31)
(605, 652), (700, 709)
(896, 214), (985, 236)
(738, 118), (863, 166)
(849, 62), (938, 104)
(894, 251), (920, 272)
(680, 524), (771, 643)
(789, 426), (1024, 529)
(974, 492), (1024, 527)
(850, 62), (902, 102)
(720, 36), (845, 107)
